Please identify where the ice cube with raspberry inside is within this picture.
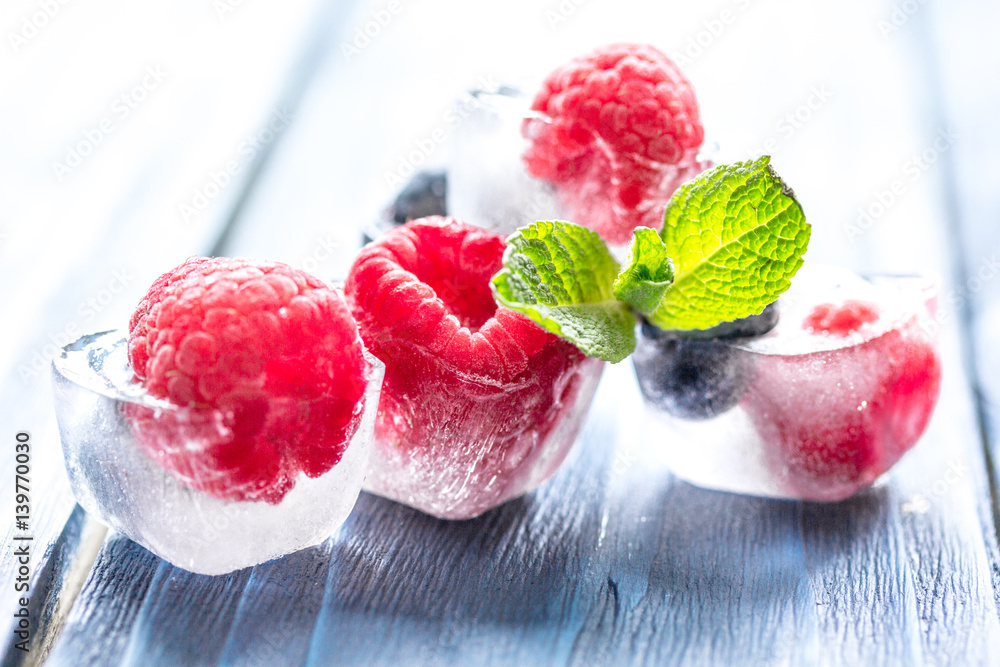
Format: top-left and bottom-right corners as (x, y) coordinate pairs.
(640, 265), (941, 501)
(346, 217), (604, 519)
(744, 270), (941, 501)
(126, 257), (372, 504)
(52, 257), (384, 574)
(522, 43), (710, 246)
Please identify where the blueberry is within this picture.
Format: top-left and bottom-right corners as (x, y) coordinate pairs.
(633, 336), (754, 420)
(632, 303), (779, 420)
(641, 302), (779, 341)
(390, 170), (448, 224)
(363, 170), (448, 245)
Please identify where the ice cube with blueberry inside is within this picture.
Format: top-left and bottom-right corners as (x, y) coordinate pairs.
(52, 259), (383, 575)
(346, 217), (604, 519)
(633, 263), (942, 501)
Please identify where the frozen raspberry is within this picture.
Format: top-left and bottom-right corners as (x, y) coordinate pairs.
(126, 257), (369, 504)
(345, 217), (600, 518)
(745, 314), (941, 501)
(804, 300), (879, 336)
(523, 43), (707, 245)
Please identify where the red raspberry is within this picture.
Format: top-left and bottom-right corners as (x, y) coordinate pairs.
(345, 217), (598, 518)
(745, 316), (941, 501)
(126, 257), (369, 504)
(523, 43), (707, 245)
(804, 300), (880, 336)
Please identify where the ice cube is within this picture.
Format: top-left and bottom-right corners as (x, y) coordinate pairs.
(633, 264), (942, 501)
(447, 87), (561, 237)
(363, 352), (604, 520)
(52, 330), (383, 575)
(347, 217), (605, 519)
(446, 85), (711, 252)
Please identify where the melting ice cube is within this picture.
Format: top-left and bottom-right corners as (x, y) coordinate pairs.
(632, 264), (942, 501)
(52, 331), (383, 575)
(447, 86), (561, 237)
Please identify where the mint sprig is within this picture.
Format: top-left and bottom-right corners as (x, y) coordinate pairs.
(491, 157), (810, 362)
(611, 227), (674, 315)
(490, 220), (635, 363)
(638, 156), (810, 330)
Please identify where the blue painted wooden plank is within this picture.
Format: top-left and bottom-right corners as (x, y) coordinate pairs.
(891, 342), (1000, 663)
(907, 2), (1000, 657)
(920, 0), (1000, 623)
(44, 534), (162, 667)
(119, 563), (253, 666)
(304, 366), (824, 667)
(801, 491), (923, 666)
(217, 542), (334, 667)
(0, 506), (101, 667)
(306, 368), (622, 667)
(569, 484), (820, 667)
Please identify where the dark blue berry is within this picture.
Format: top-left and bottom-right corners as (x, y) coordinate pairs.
(390, 170), (447, 225)
(363, 170), (448, 244)
(633, 336), (754, 420)
(632, 303), (779, 420)
(641, 302), (779, 341)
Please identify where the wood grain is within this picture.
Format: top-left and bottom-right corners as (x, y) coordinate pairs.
(43, 535), (162, 667)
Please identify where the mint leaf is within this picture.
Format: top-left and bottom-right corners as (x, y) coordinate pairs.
(491, 220), (635, 363)
(612, 227), (675, 315)
(634, 156), (810, 331)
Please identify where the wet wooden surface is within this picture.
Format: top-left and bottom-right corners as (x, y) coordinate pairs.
(2, 0), (999, 665)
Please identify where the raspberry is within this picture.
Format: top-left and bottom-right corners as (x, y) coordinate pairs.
(345, 217), (599, 518)
(804, 300), (880, 336)
(523, 43), (707, 245)
(126, 257), (369, 504)
(745, 318), (941, 501)
(347, 217), (552, 380)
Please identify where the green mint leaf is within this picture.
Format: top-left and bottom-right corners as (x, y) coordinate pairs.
(491, 220), (635, 363)
(612, 227), (675, 315)
(638, 156), (811, 331)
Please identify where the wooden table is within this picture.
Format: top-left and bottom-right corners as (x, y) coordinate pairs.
(3, 0), (999, 664)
